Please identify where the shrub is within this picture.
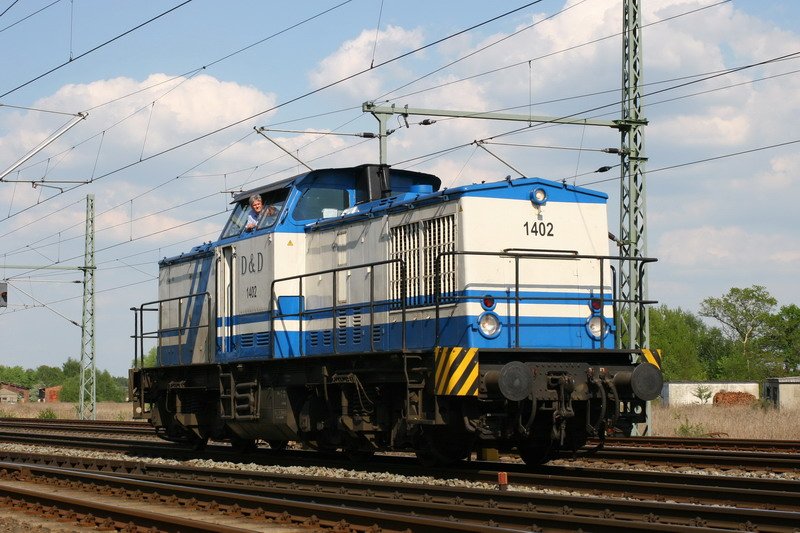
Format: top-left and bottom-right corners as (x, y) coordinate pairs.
(673, 413), (708, 437)
(692, 385), (713, 404)
(37, 408), (57, 419)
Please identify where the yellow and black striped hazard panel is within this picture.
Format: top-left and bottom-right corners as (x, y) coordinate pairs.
(641, 348), (662, 369)
(434, 346), (479, 396)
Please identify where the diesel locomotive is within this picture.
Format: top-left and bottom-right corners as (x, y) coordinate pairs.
(129, 163), (662, 465)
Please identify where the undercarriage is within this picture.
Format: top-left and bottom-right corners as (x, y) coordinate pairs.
(129, 349), (658, 466)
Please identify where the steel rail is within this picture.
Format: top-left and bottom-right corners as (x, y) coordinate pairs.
(597, 436), (800, 453)
(560, 446), (800, 470)
(0, 429), (798, 505)
(1, 450), (799, 532)
(0, 475), (252, 532)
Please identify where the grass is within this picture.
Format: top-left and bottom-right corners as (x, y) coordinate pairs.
(1, 401), (798, 440)
(0, 402), (133, 421)
(650, 403), (800, 440)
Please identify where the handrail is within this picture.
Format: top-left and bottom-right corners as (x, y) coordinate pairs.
(131, 291), (211, 368)
(133, 251), (656, 364)
(433, 250), (657, 349)
(269, 258), (407, 358)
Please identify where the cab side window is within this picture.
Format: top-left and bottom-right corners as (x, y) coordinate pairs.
(257, 200), (286, 230)
(292, 187), (349, 220)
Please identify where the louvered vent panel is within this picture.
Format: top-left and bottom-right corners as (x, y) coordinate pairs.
(240, 333), (254, 348)
(352, 310), (362, 344)
(422, 215), (456, 305)
(336, 311), (348, 346)
(389, 222), (420, 308)
(255, 332), (271, 347)
(389, 215), (456, 308)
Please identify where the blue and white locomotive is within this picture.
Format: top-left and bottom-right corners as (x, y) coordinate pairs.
(130, 163), (662, 464)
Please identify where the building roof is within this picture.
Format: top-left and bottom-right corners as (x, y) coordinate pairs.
(766, 376), (800, 383)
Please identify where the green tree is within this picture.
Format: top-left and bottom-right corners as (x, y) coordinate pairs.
(132, 346), (157, 368)
(34, 365), (64, 387)
(696, 326), (736, 380)
(761, 304), (800, 374)
(699, 285), (777, 377)
(58, 371), (126, 402)
(96, 370), (126, 402)
(61, 358), (80, 378)
(649, 305), (707, 381)
(0, 365), (36, 388)
(59, 374), (79, 402)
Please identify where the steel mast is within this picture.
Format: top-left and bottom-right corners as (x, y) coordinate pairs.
(79, 194), (96, 420)
(618, 0), (648, 351)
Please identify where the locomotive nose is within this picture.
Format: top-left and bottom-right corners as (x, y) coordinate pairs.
(613, 362), (663, 401)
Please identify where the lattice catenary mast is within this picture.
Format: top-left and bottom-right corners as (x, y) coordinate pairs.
(618, 0), (648, 351)
(79, 194), (96, 420)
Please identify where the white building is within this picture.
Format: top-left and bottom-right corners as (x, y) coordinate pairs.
(0, 388), (18, 404)
(660, 381), (759, 406)
(764, 377), (800, 410)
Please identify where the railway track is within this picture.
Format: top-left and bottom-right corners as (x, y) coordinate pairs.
(5, 417), (798, 453)
(1, 450), (799, 532)
(0, 419), (798, 530)
(1, 423), (798, 473)
(2, 442), (797, 512)
(598, 436), (800, 453)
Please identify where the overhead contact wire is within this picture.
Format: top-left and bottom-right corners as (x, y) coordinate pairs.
(0, 0), (194, 98)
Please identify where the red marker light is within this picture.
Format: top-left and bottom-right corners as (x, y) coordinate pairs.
(590, 298), (602, 311)
(483, 295), (495, 308)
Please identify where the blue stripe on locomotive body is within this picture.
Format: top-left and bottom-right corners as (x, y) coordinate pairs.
(153, 165), (617, 367)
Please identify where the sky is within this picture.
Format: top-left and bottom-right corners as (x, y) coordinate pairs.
(0, 0), (798, 377)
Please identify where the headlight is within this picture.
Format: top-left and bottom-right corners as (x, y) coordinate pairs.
(478, 312), (501, 338)
(530, 187), (547, 205)
(587, 315), (607, 339)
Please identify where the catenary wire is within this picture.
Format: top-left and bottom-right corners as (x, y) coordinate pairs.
(0, 0), (60, 34)
(0, 1), (194, 99)
(382, 0), (731, 104)
(0, 1), (543, 237)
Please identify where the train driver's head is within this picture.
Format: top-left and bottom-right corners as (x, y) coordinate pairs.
(249, 194), (263, 213)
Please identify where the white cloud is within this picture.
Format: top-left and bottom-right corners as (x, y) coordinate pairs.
(654, 109), (750, 147)
(309, 25), (425, 98)
(656, 225), (799, 270)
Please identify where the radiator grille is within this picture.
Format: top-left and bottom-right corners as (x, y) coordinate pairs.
(423, 215), (456, 304)
(389, 214), (456, 308)
(389, 222), (420, 307)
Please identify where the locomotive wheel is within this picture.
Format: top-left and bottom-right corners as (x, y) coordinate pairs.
(268, 440), (288, 451)
(518, 420), (554, 466)
(345, 448), (375, 462)
(230, 436), (258, 453)
(188, 436), (209, 451)
(342, 435), (375, 462)
(518, 442), (552, 465)
(415, 428), (474, 466)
